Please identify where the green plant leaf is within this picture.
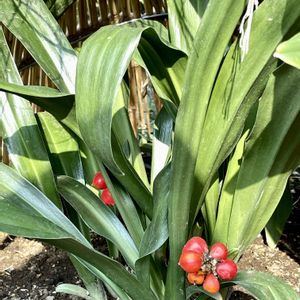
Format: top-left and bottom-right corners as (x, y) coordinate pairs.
(212, 129), (249, 243)
(69, 255), (108, 300)
(0, 27), (61, 208)
(265, 186), (292, 248)
(47, 0), (76, 18)
(192, 0), (300, 226)
(0, 0), (77, 93)
(75, 258), (132, 300)
(229, 271), (300, 300)
(112, 82), (149, 188)
(150, 107), (173, 186)
(167, 0), (208, 54)
(76, 21), (184, 175)
(139, 164), (171, 258)
(56, 284), (94, 300)
(186, 285), (222, 300)
(0, 82), (74, 122)
(94, 161), (145, 247)
(57, 175), (139, 269)
(166, 1), (246, 298)
(0, 163), (156, 300)
(37, 112), (84, 180)
(227, 65), (300, 254)
(274, 32), (300, 69)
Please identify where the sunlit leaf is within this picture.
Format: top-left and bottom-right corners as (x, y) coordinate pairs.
(274, 32), (300, 69)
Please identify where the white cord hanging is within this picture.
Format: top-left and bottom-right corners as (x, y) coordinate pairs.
(239, 0), (259, 61)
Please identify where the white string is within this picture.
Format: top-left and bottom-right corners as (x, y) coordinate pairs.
(239, 0), (259, 61)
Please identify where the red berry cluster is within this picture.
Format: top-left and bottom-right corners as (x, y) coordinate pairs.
(178, 237), (238, 294)
(92, 172), (115, 206)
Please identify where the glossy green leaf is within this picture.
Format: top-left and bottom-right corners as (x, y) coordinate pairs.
(0, 163), (155, 300)
(69, 255), (107, 300)
(0, 163), (88, 240)
(47, 0), (76, 18)
(132, 20), (187, 118)
(192, 0), (300, 224)
(0, 0), (77, 93)
(274, 32), (300, 69)
(139, 164), (170, 257)
(0, 28), (61, 208)
(75, 258), (132, 300)
(37, 112), (84, 180)
(57, 175), (139, 269)
(167, 0), (208, 54)
(229, 271), (300, 300)
(212, 130), (249, 243)
(201, 173), (220, 240)
(150, 107), (173, 186)
(166, 1), (246, 298)
(112, 83), (149, 188)
(265, 187), (292, 248)
(186, 285), (222, 300)
(227, 65), (300, 255)
(56, 284), (94, 300)
(0, 82), (74, 122)
(76, 24), (146, 174)
(76, 21), (184, 175)
(96, 161), (145, 247)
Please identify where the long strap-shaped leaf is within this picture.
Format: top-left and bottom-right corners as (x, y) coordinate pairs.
(0, 28), (61, 208)
(0, 82), (74, 121)
(0, 0), (77, 93)
(186, 271), (300, 300)
(192, 0), (300, 222)
(227, 65), (300, 255)
(0, 163), (156, 300)
(76, 21), (184, 175)
(37, 112), (84, 180)
(165, 1), (246, 299)
(57, 175), (139, 269)
(167, 0), (208, 54)
(274, 32), (300, 69)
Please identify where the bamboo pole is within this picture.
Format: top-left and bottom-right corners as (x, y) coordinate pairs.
(130, 0), (140, 18)
(99, 0), (109, 24)
(109, 0), (120, 23)
(128, 61), (139, 136)
(143, 0), (153, 15)
(1, 140), (9, 165)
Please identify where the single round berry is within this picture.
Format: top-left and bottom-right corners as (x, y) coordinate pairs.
(209, 242), (228, 260)
(187, 271), (205, 285)
(92, 172), (107, 190)
(183, 237), (208, 254)
(203, 273), (220, 294)
(216, 259), (238, 280)
(101, 188), (115, 206)
(178, 251), (203, 273)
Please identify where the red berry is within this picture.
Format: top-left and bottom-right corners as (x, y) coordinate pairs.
(92, 172), (107, 190)
(216, 259), (238, 280)
(178, 251), (203, 273)
(203, 273), (220, 294)
(209, 242), (228, 260)
(183, 237), (208, 254)
(187, 271), (205, 285)
(101, 189), (115, 206)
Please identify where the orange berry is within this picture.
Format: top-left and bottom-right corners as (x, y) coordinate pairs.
(187, 271), (205, 285)
(203, 273), (220, 294)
